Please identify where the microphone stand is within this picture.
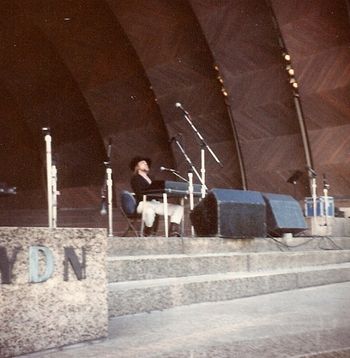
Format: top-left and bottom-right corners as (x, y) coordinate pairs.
(101, 139), (113, 237)
(43, 128), (59, 229)
(169, 171), (188, 183)
(106, 164), (113, 237)
(171, 136), (205, 188)
(307, 167), (317, 220)
(166, 170), (189, 236)
(43, 130), (53, 228)
(323, 174), (330, 229)
(101, 161), (113, 237)
(188, 171), (195, 237)
(178, 108), (222, 198)
(171, 136), (204, 237)
(51, 162), (59, 228)
(166, 170), (190, 236)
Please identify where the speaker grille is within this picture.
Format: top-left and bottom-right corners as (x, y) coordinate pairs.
(190, 189), (266, 238)
(262, 193), (307, 235)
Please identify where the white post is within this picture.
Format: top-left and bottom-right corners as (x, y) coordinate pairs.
(323, 186), (329, 229)
(106, 167), (113, 237)
(52, 164), (58, 228)
(311, 177), (317, 219)
(141, 194), (146, 236)
(200, 147), (206, 199)
(163, 193), (169, 237)
(44, 134), (53, 229)
(188, 172), (195, 237)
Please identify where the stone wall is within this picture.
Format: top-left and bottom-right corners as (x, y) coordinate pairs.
(0, 227), (108, 357)
(305, 217), (350, 237)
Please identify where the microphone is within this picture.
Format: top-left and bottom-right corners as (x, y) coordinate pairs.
(169, 133), (183, 143)
(175, 102), (188, 114)
(306, 166), (317, 177)
(160, 166), (179, 173)
(42, 127), (50, 135)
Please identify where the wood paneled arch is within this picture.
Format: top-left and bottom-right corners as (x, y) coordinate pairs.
(107, 0), (242, 190)
(1, 0), (350, 213)
(19, 0), (175, 194)
(190, 0), (309, 199)
(8, 0), (176, 208)
(272, 0), (350, 198)
(0, 6), (106, 208)
(0, 86), (42, 190)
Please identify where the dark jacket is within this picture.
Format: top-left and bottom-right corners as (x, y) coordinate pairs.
(130, 174), (152, 204)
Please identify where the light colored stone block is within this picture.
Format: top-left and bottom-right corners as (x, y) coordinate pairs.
(0, 227), (108, 358)
(305, 217), (350, 236)
(108, 236), (350, 256)
(248, 251), (350, 271)
(107, 253), (248, 282)
(108, 263), (350, 317)
(297, 264), (350, 288)
(108, 271), (298, 317)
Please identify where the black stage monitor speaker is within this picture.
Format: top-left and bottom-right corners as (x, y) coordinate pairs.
(262, 193), (307, 236)
(190, 188), (266, 238)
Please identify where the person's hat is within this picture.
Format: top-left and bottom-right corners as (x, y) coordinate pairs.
(129, 156), (152, 171)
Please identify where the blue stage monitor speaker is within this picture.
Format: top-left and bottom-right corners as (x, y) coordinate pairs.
(262, 193), (307, 236)
(190, 189), (266, 238)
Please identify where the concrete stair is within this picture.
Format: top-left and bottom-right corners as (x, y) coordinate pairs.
(107, 236), (350, 318)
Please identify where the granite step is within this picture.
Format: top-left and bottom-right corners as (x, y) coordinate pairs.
(107, 236), (350, 256)
(107, 250), (350, 282)
(108, 262), (350, 317)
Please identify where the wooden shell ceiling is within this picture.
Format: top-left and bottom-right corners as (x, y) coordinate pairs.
(1, 0), (350, 209)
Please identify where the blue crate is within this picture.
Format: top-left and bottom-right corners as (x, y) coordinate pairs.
(304, 196), (334, 217)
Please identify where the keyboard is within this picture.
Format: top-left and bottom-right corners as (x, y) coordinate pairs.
(144, 180), (203, 197)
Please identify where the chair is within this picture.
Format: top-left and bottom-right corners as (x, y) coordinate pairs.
(120, 190), (143, 237)
(120, 191), (181, 237)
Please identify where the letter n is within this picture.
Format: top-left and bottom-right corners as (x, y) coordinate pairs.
(64, 247), (86, 281)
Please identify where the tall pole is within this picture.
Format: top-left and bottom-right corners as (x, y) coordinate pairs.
(106, 167), (113, 237)
(188, 171), (195, 237)
(200, 147), (206, 198)
(101, 138), (113, 236)
(213, 65), (247, 190)
(293, 94), (314, 195)
(224, 99), (248, 190)
(52, 164), (58, 228)
(266, 0), (315, 196)
(44, 129), (53, 229)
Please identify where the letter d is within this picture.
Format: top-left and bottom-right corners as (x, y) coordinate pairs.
(29, 246), (55, 283)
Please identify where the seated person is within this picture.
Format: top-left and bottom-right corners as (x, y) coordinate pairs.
(129, 156), (183, 237)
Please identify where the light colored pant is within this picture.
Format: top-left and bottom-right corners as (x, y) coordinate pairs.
(137, 199), (184, 227)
